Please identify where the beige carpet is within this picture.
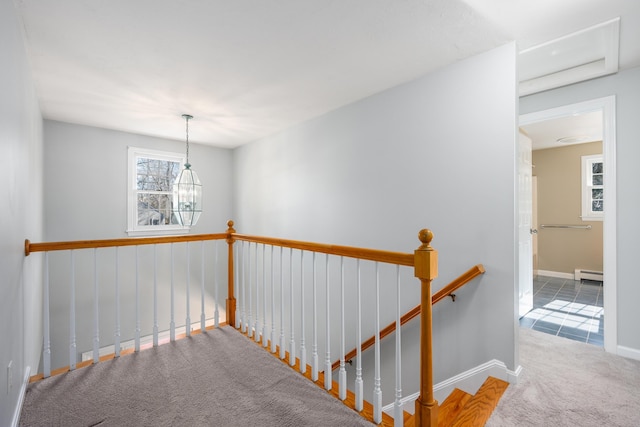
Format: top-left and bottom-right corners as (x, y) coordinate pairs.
(20, 326), (373, 426)
(487, 328), (640, 427)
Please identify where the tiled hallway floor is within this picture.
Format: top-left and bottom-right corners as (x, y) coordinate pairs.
(519, 275), (604, 347)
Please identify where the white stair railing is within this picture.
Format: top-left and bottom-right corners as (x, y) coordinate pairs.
(93, 248), (100, 362)
(26, 224), (439, 427)
(394, 264), (403, 426)
(324, 254), (332, 391)
(231, 239), (419, 425)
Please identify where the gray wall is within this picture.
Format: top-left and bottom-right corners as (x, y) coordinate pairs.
(43, 121), (234, 370)
(234, 42), (518, 401)
(44, 120), (233, 241)
(0, 0), (44, 424)
(520, 66), (640, 353)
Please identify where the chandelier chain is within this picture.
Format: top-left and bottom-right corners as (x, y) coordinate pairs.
(185, 115), (190, 165)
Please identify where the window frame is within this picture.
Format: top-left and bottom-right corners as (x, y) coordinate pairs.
(127, 146), (189, 236)
(581, 154), (604, 221)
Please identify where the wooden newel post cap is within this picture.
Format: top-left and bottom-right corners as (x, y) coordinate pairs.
(226, 220), (236, 243)
(418, 229), (434, 250)
(415, 228), (437, 280)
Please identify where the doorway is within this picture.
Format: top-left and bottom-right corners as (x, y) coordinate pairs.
(519, 96), (617, 353)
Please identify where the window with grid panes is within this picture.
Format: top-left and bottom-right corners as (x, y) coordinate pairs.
(127, 147), (188, 235)
(581, 154), (603, 221)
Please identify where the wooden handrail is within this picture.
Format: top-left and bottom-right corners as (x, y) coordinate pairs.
(25, 231), (414, 266)
(233, 233), (415, 266)
(24, 233), (228, 255)
(432, 263), (485, 304)
(331, 264), (485, 371)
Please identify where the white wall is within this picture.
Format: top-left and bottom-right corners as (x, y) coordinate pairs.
(234, 43), (518, 401)
(42, 121), (234, 370)
(0, 0), (44, 424)
(520, 66), (640, 354)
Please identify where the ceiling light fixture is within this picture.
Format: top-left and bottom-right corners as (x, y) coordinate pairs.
(173, 114), (202, 227)
(556, 135), (592, 144)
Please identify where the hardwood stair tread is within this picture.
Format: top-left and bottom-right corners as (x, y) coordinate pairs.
(438, 388), (473, 426)
(450, 376), (509, 427)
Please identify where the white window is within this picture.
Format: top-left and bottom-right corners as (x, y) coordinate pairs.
(581, 154), (603, 221)
(127, 147), (188, 236)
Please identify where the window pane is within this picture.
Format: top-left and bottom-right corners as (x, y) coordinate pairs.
(137, 193), (178, 225)
(137, 158), (180, 191)
(592, 200), (603, 212)
(592, 188), (603, 200)
(592, 162), (603, 174)
(592, 175), (603, 186)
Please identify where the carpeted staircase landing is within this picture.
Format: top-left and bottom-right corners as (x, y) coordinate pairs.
(405, 376), (509, 427)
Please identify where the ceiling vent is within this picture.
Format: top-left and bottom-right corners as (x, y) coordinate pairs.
(519, 18), (620, 96)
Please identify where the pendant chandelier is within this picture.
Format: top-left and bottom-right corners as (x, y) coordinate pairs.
(173, 114), (202, 227)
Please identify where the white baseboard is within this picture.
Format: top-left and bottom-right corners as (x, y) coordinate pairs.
(432, 359), (522, 402)
(11, 366), (30, 427)
(617, 345), (640, 362)
(537, 270), (575, 280)
(382, 359), (522, 413)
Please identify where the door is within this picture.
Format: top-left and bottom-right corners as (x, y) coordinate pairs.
(518, 130), (533, 318)
(532, 176), (538, 278)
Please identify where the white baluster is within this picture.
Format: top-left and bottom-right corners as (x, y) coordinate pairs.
(215, 241), (221, 329)
(201, 241), (206, 332)
(299, 250), (306, 374)
(69, 251), (76, 370)
(43, 252), (51, 377)
(241, 242), (247, 333)
(253, 243), (264, 342)
(373, 262), (382, 424)
(170, 243), (175, 342)
(262, 244), (268, 348)
(114, 247), (121, 357)
(355, 259), (363, 411)
(93, 248), (100, 363)
(289, 248), (295, 366)
(247, 242), (253, 338)
(279, 246), (285, 359)
(135, 246), (140, 352)
(153, 245), (158, 347)
(312, 252), (318, 382)
(394, 265), (403, 426)
(270, 245), (276, 353)
(339, 256), (346, 400)
(324, 254), (332, 391)
(186, 242), (191, 337)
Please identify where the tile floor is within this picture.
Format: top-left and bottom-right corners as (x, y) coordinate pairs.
(519, 275), (604, 347)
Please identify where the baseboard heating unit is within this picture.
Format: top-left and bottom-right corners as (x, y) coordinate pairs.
(574, 269), (603, 282)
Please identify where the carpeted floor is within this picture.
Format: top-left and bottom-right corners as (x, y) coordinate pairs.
(20, 326), (373, 426)
(487, 328), (640, 427)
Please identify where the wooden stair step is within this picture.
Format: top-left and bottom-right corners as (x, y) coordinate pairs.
(450, 376), (509, 427)
(438, 388), (473, 426)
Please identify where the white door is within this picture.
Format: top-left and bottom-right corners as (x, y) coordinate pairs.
(518, 131), (533, 318)
(532, 176), (538, 278)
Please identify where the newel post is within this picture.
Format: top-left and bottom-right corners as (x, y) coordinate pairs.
(414, 229), (438, 426)
(226, 220), (237, 328)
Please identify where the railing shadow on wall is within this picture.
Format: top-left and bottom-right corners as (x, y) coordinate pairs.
(26, 220), (451, 426)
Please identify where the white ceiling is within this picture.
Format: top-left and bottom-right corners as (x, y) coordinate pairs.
(15, 0), (640, 148)
(521, 111), (603, 151)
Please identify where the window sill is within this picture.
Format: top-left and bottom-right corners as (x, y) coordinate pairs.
(126, 227), (190, 237)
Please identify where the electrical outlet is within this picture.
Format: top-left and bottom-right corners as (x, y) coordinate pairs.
(7, 361), (12, 394)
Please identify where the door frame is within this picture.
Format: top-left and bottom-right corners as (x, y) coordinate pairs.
(519, 95), (617, 354)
